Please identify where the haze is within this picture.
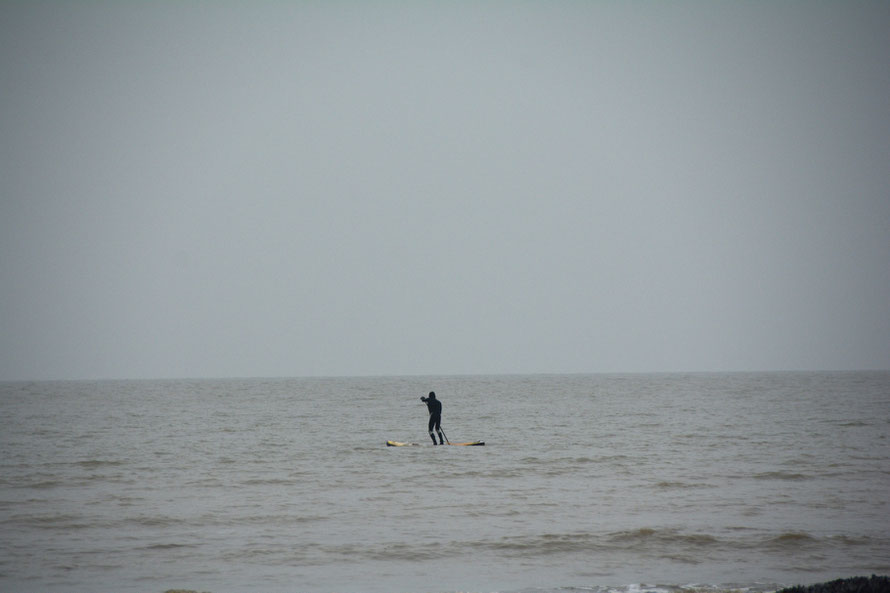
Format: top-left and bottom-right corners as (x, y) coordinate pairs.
(2, 2), (888, 381)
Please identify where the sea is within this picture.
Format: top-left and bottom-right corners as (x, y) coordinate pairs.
(1, 372), (888, 593)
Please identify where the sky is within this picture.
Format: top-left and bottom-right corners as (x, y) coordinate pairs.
(1, 1), (888, 381)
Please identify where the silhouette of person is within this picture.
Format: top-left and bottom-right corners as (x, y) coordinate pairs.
(420, 391), (443, 445)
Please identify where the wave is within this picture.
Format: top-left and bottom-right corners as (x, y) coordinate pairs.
(521, 455), (631, 465)
(769, 532), (816, 544)
(606, 528), (720, 548)
(140, 542), (198, 551)
(762, 531), (878, 552)
(456, 528), (881, 560)
(131, 516), (180, 527)
(309, 528), (886, 566)
(239, 477), (300, 486)
(18, 479), (64, 489)
(752, 471), (812, 481)
(652, 480), (712, 490)
(1, 512), (99, 530)
(465, 528), (724, 558)
(445, 467), (525, 479)
(828, 534), (872, 546)
(485, 532), (602, 556)
(75, 459), (125, 468)
(310, 540), (462, 563)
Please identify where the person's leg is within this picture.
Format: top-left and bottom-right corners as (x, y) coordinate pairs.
(428, 415), (438, 445)
(434, 415), (443, 445)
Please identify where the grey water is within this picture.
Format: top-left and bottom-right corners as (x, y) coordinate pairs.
(1, 372), (888, 593)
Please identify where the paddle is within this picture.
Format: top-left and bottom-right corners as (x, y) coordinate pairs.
(440, 426), (451, 445)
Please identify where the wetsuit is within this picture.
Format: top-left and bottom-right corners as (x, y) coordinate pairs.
(424, 396), (443, 444)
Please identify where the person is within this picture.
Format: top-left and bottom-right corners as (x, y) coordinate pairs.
(420, 391), (444, 445)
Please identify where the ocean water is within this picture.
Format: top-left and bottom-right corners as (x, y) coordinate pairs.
(1, 372), (888, 593)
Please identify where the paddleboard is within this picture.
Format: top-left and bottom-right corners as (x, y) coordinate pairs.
(386, 440), (484, 447)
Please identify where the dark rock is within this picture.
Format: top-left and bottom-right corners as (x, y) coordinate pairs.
(778, 575), (890, 593)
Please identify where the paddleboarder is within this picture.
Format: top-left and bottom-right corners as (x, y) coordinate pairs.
(420, 391), (444, 445)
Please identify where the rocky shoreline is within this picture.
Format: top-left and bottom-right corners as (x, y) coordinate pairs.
(777, 575), (890, 593)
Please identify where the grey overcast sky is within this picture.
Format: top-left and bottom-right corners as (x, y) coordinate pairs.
(1, 2), (888, 381)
